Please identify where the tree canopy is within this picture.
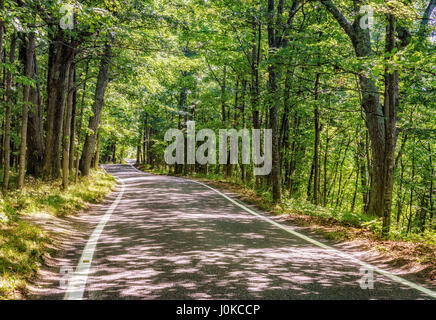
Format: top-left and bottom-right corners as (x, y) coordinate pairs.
(0, 0), (435, 239)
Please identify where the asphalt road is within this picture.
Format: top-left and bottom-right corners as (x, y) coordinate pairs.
(35, 163), (435, 300)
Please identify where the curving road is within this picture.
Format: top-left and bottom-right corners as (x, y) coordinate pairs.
(35, 163), (435, 300)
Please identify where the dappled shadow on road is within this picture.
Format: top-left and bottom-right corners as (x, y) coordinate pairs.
(28, 184), (124, 299)
(81, 165), (430, 300)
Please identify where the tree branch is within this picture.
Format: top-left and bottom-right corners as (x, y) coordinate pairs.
(421, 0), (436, 30)
(320, 0), (355, 40)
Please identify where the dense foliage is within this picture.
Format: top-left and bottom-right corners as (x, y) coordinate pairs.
(0, 0), (435, 239)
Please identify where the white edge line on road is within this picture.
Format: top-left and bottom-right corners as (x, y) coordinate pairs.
(64, 166), (125, 300)
(130, 163), (436, 299)
(188, 179), (436, 299)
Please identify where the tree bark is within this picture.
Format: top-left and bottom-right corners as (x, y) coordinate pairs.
(80, 33), (113, 176)
(69, 77), (77, 171)
(62, 61), (75, 189)
(250, 10), (261, 183)
(0, 0), (4, 68)
(94, 130), (101, 170)
(380, 13), (399, 235)
(266, 0), (300, 202)
(18, 32), (35, 188)
(143, 114), (148, 165)
(323, 122), (330, 206)
(26, 49), (45, 176)
(312, 73), (321, 204)
(267, 0), (279, 201)
(42, 28), (74, 178)
(321, 1), (397, 229)
(429, 143), (434, 229)
(420, 0), (436, 31)
(2, 33), (17, 191)
(75, 60), (89, 183)
(240, 79), (247, 181)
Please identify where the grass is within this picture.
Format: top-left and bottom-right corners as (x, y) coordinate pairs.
(0, 170), (116, 299)
(0, 221), (48, 299)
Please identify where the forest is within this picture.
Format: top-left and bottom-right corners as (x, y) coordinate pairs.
(0, 0), (435, 244)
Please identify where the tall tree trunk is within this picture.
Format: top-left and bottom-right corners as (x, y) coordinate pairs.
(147, 125), (151, 166)
(26, 51), (44, 176)
(2, 33), (17, 192)
(265, 0), (300, 202)
(250, 13), (261, 136)
(420, 0), (436, 32)
(240, 79), (247, 181)
(182, 76), (190, 176)
(307, 158), (314, 200)
(18, 32), (35, 188)
(176, 78), (187, 174)
(322, 1), (398, 232)
(69, 76), (77, 171)
(250, 17), (261, 185)
(407, 141), (416, 235)
(62, 61), (75, 189)
(136, 127), (142, 165)
(323, 123), (330, 206)
(312, 73), (321, 204)
(429, 143), (434, 229)
(221, 66), (227, 178)
(351, 148), (360, 212)
(359, 138), (369, 213)
(267, 0), (280, 202)
(396, 158), (405, 224)
(380, 14), (399, 235)
(42, 28), (74, 178)
(417, 194), (428, 233)
(142, 114), (150, 166)
(75, 60), (89, 183)
(0, 0), (4, 69)
(94, 130), (101, 170)
(80, 34), (113, 176)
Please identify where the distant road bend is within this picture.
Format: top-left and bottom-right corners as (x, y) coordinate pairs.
(42, 162), (436, 300)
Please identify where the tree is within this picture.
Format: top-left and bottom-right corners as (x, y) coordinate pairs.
(2, 33), (17, 191)
(18, 32), (35, 188)
(80, 33), (114, 176)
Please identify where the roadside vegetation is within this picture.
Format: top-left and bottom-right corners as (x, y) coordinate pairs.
(0, 170), (116, 299)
